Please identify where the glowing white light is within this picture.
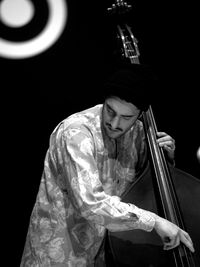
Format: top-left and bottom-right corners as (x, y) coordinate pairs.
(0, 0), (34, 28)
(197, 147), (200, 163)
(0, 0), (68, 59)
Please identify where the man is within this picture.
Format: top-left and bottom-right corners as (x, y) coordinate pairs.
(20, 65), (194, 267)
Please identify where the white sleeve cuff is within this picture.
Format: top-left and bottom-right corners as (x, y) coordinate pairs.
(128, 204), (156, 232)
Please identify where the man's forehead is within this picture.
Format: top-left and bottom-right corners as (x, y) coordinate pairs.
(105, 98), (140, 116)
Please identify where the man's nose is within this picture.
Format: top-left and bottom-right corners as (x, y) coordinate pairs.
(110, 116), (120, 130)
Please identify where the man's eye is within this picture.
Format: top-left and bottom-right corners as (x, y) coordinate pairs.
(107, 108), (114, 115)
(123, 117), (131, 120)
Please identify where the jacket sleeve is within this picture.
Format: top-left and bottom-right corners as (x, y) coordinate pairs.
(52, 125), (155, 232)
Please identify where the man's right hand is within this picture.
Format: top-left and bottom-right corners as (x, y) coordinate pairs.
(154, 215), (194, 252)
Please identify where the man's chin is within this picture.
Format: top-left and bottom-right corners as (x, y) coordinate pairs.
(106, 130), (123, 139)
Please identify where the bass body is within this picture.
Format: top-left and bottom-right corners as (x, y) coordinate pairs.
(108, 162), (200, 266)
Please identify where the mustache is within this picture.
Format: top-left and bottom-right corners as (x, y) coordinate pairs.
(106, 123), (123, 132)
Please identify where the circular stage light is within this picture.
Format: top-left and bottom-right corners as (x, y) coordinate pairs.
(0, 0), (68, 59)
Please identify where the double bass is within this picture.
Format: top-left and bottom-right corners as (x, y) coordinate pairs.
(106, 1), (200, 266)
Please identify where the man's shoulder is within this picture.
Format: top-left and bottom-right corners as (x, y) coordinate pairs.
(66, 104), (102, 124)
(50, 104), (103, 142)
(54, 104), (103, 133)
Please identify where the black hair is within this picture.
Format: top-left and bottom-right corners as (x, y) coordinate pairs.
(102, 64), (158, 111)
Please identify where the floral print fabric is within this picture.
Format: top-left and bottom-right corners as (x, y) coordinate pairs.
(20, 104), (155, 267)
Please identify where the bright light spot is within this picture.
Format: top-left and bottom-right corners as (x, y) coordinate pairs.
(0, 0), (34, 28)
(0, 0), (68, 59)
(197, 147), (200, 163)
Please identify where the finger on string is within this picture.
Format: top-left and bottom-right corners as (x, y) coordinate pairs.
(180, 231), (195, 252)
(157, 137), (173, 144)
(163, 235), (179, 250)
(182, 230), (193, 244)
(157, 131), (167, 137)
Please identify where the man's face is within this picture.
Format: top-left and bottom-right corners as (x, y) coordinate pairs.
(102, 97), (141, 139)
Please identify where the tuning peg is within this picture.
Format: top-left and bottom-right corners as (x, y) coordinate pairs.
(107, 0), (132, 15)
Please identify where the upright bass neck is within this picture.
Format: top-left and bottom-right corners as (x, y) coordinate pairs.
(117, 24), (140, 64)
(107, 0), (140, 64)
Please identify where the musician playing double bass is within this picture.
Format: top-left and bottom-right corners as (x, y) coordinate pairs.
(20, 64), (194, 267)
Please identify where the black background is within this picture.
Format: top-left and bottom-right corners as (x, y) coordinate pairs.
(0, 0), (199, 265)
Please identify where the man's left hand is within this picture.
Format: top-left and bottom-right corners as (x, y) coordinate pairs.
(157, 131), (175, 161)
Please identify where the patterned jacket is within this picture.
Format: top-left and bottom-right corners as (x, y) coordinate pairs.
(20, 104), (155, 267)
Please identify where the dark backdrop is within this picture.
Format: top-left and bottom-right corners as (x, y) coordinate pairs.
(0, 0), (199, 265)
